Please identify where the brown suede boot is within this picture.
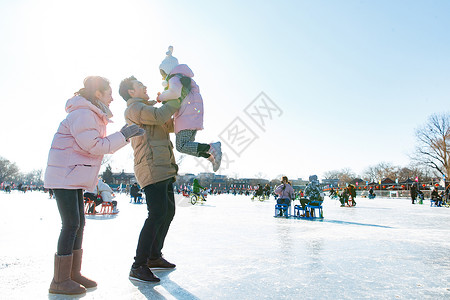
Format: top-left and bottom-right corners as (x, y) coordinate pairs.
(71, 249), (97, 288)
(49, 254), (86, 295)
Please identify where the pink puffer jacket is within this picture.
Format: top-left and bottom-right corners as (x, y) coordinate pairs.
(157, 64), (204, 134)
(275, 183), (295, 199)
(44, 96), (128, 191)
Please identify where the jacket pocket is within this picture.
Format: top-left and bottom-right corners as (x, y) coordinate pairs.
(149, 140), (172, 166)
(65, 165), (97, 189)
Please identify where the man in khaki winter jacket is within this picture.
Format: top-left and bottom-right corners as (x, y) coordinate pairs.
(119, 76), (181, 283)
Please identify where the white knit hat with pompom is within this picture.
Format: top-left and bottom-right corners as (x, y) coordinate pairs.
(159, 46), (179, 75)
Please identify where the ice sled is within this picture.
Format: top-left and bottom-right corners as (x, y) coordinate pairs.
(274, 203), (291, 218)
(345, 198), (356, 207)
(293, 200), (324, 219)
(84, 197), (118, 215)
(430, 198), (443, 207)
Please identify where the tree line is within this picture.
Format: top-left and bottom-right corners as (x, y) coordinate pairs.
(324, 112), (450, 186)
(0, 157), (43, 185)
(1, 113), (449, 186)
(323, 163), (435, 186)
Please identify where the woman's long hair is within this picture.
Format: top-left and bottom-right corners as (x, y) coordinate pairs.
(75, 76), (113, 118)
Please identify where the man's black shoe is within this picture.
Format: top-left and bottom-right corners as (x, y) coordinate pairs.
(129, 265), (160, 283)
(147, 257), (176, 270)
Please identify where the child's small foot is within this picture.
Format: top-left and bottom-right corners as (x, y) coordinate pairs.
(209, 142), (222, 172)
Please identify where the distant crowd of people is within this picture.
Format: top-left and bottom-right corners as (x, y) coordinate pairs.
(0, 182), (47, 193)
(328, 185), (357, 206)
(410, 183), (449, 206)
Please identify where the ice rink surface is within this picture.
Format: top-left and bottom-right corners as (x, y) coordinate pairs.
(0, 191), (449, 300)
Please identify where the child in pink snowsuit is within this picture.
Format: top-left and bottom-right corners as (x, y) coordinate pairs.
(157, 46), (222, 172)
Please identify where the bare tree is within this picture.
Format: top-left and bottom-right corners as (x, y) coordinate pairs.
(339, 168), (356, 185)
(21, 169), (44, 185)
(397, 167), (415, 182)
(413, 166), (435, 183)
(377, 162), (397, 181)
(412, 113), (450, 177)
(396, 164), (433, 182)
(25, 170), (43, 185)
(362, 166), (378, 182)
(323, 168), (355, 186)
(363, 162), (398, 182)
(0, 157), (20, 182)
(323, 170), (342, 180)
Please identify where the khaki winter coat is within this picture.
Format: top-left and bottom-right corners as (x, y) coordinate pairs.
(124, 98), (181, 187)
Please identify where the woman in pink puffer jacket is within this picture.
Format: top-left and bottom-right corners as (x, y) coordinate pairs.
(44, 76), (143, 295)
(275, 176), (295, 203)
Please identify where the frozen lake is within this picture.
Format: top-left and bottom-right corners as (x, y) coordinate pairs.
(0, 190), (449, 299)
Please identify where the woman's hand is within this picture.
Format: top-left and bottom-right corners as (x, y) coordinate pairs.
(120, 124), (145, 140)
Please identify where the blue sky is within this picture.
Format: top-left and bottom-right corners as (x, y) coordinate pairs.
(0, 0), (449, 180)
